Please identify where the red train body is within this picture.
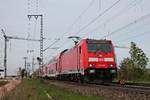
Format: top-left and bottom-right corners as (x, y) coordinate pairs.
(41, 39), (117, 82)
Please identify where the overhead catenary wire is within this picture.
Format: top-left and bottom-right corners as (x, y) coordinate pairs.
(43, 39), (60, 52)
(75, 0), (121, 34)
(51, 0), (121, 58)
(87, 0), (143, 34)
(114, 30), (150, 44)
(112, 17), (150, 40)
(45, 0), (121, 53)
(101, 12), (150, 39)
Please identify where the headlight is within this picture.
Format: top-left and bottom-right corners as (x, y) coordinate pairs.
(104, 58), (114, 62)
(109, 64), (113, 67)
(89, 64), (95, 67)
(89, 57), (98, 62)
(89, 64), (93, 67)
(89, 69), (95, 73)
(110, 70), (116, 73)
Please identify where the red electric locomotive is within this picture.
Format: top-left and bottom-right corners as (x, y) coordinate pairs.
(44, 39), (117, 83)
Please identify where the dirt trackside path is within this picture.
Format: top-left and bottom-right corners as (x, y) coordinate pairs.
(0, 80), (21, 98)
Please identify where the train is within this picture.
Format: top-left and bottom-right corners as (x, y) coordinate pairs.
(39, 39), (117, 83)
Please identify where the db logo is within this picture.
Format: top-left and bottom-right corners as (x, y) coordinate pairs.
(98, 58), (104, 61)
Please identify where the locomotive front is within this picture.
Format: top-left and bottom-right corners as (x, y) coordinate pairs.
(84, 39), (117, 82)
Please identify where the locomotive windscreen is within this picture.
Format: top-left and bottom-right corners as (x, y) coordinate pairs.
(87, 41), (112, 53)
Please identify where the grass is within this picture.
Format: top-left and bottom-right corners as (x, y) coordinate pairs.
(0, 81), (8, 87)
(4, 79), (104, 100)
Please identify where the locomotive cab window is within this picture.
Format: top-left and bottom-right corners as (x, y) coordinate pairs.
(87, 42), (112, 53)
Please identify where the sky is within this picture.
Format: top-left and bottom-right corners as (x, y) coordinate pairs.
(0, 0), (150, 75)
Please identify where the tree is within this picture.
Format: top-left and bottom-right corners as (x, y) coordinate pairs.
(119, 42), (149, 81)
(129, 42), (149, 70)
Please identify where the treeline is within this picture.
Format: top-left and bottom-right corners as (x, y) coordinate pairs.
(118, 42), (150, 82)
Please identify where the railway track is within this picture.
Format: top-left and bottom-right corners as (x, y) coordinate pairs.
(102, 82), (150, 92)
(48, 80), (150, 100)
(56, 80), (150, 91)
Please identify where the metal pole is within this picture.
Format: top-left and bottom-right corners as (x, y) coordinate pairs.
(27, 14), (43, 68)
(40, 15), (43, 68)
(32, 56), (34, 72)
(24, 57), (27, 71)
(1, 29), (41, 78)
(4, 37), (7, 79)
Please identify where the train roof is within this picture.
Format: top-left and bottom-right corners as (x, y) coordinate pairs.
(86, 38), (112, 42)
